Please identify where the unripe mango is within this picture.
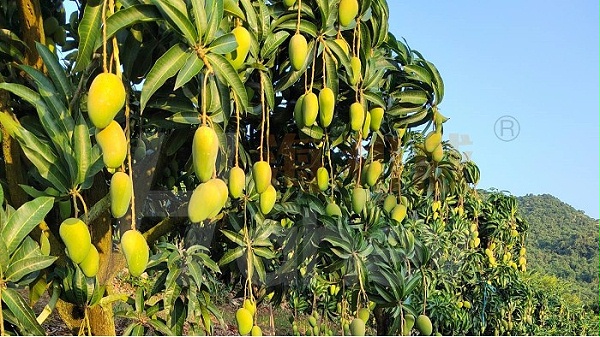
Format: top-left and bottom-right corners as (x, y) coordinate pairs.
(59, 218), (91, 264)
(302, 92), (319, 126)
(43, 17), (60, 35)
(352, 187), (367, 214)
(251, 326), (262, 336)
(188, 179), (227, 222)
(228, 26), (251, 70)
(110, 171), (132, 218)
(294, 94), (306, 128)
(325, 202), (342, 217)
(383, 195), (397, 214)
(403, 314), (415, 335)
(350, 102), (364, 131)
(349, 56), (361, 85)
(229, 166), (246, 198)
(78, 244), (99, 278)
(316, 166), (329, 191)
(54, 27), (67, 46)
(349, 318), (365, 336)
(252, 161), (271, 194)
(192, 125), (219, 183)
(369, 107), (384, 131)
(391, 204), (407, 222)
(121, 229), (149, 277)
(334, 38), (350, 56)
(415, 315), (432, 336)
(96, 120), (127, 169)
(87, 73), (126, 129)
(207, 178), (228, 218)
(431, 144), (443, 162)
(289, 34), (308, 71)
(283, 0), (296, 7)
(362, 111), (371, 137)
(424, 131), (442, 153)
(236, 308), (253, 335)
(259, 185), (276, 214)
(319, 88), (335, 127)
(365, 161), (382, 187)
(338, 0), (359, 27)
(357, 308), (370, 322)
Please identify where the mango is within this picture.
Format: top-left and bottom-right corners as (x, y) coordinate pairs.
(188, 179), (227, 222)
(289, 33), (308, 71)
(424, 131), (441, 153)
(334, 38), (350, 56)
(192, 125), (219, 183)
(294, 94), (306, 128)
(207, 178), (228, 218)
(308, 316), (317, 327)
(383, 195), (397, 214)
(431, 144), (443, 162)
(357, 308), (370, 322)
(251, 326), (262, 336)
(391, 204), (407, 222)
(43, 17), (60, 35)
(316, 166), (329, 191)
(110, 171), (132, 218)
(302, 92), (319, 126)
(229, 166), (246, 198)
(350, 102), (364, 131)
(338, 0), (359, 27)
(243, 299), (256, 316)
(402, 314), (415, 335)
(259, 185), (276, 214)
(400, 196), (408, 207)
(40, 231), (51, 256)
(352, 187), (367, 214)
(415, 315), (432, 336)
(78, 244), (99, 278)
(349, 318), (365, 336)
(362, 110), (371, 137)
(96, 120), (127, 169)
(365, 161), (382, 187)
(283, 0), (296, 7)
(318, 88), (335, 127)
(325, 202), (342, 217)
(252, 161), (271, 194)
(236, 308), (254, 335)
(369, 107), (384, 131)
(349, 56), (361, 85)
(54, 27), (67, 46)
(59, 218), (91, 264)
(87, 73), (126, 129)
(121, 229), (149, 277)
(228, 26), (251, 70)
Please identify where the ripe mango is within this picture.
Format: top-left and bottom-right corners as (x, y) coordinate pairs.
(259, 185), (276, 214)
(325, 202), (342, 217)
(229, 166), (246, 198)
(228, 26), (251, 70)
(338, 0), (359, 27)
(294, 94), (306, 128)
(188, 179), (228, 222)
(289, 34), (308, 71)
(243, 299), (256, 316)
(424, 131), (442, 153)
(96, 120), (127, 169)
(110, 171), (132, 218)
(349, 318), (365, 336)
(121, 229), (149, 277)
(192, 125), (219, 183)
(431, 144), (443, 162)
(365, 161), (382, 187)
(251, 326), (262, 336)
(318, 88), (335, 127)
(207, 178), (228, 218)
(362, 110), (371, 137)
(59, 218), (91, 264)
(352, 187), (367, 214)
(316, 166), (329, 191)
(302, 92), (319, 126)
(87, 73), (126, 129)
(357, 308), (370, 322)
(252, 161), (271, 194)
(350, 102), (364, 131)
(78, 244), (99, 278)
(349, 56), (361, 85)
(283, 0), (296, 7)
(369, 107), (384, 131)
(334, 38), (350, 56)
(415, 314), (432, 336)
(383, 195), (397, 214)
(236, 308), (254, 335)
(391, 204), (407, 222)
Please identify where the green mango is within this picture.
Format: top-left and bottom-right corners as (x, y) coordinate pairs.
(424, 131), (442, 153)
(227, 26), (251, 70)
(349, 318), (365, 336)
(316, 166), (329, 191)
(349, 56), (361, 85)
(383, 195), (397, 214)
(302, 92), (319, 126)
(391, 204), (407, 223)
(252, 161), (272, 194)
(59, 218), (91, 264)
(369, 107), (384, 131)
(318, 87), (335, 127)
(192, 125), (219, 183)
(228, 166), (246, 198)
(325, 203), (342, 217)
(365, 161), (382, 187)
(289, 33), (308, 71)
(121, 229), (149, 277)
(78, 244), (99, 278)
(259, 185), (277, 214)
(350, 102), (364, 131)
(110, 171), (132, 218)
(352, 187), (367, 214)
(415, 315), (432, 336)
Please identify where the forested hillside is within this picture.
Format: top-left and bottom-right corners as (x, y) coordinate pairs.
(518, 194), (599, 310)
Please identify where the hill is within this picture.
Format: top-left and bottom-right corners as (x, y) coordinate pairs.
(517, 194), (599, 310)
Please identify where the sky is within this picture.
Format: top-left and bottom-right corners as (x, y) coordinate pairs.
(387, 1), (599, 219)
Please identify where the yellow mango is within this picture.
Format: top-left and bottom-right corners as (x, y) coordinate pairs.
(369, 107), (384, 131)
(302, 92), (319, 126)
(110, 171), (132, 218)
(334, 38), (350, 56)
(192, 125), (219, 183)
(349, 56), (361, 85)
(316, 166), (329, 191)
(228, 26), (251, 70)
(236, 308), (254, 335)
(252, 161), (271, 194)
(207, 178), (228, 219)
(349, 318), (365, 336)
(424, 131), (442, 153)
(87, 73), (126, 129)
(294, 94), (306, 128)
(431, 144), (443, 162)
(352, 187), (367, 214)
(96, 120), (127, 169)
(289, 33), (308, 71)
(365, 161), (382, 187)
(59, 218), (91, 264)
(383, 195), (397, 214)
(228, 166), (246, 198)
(357, 308), (370, 322)
(78, 244), (99, 278)
(318, 87), (335, 127)
(243, 299), (256, 316)
(121, 229), (149, 277)
(260, 185), (277, 214)
(251, 326), (262, 336)
(338, 0), (359, 27)
(362, 110), (371, 137)
(188, 179), (227, 222)
(350, 102), (364, 131)
(391, 204), (407, 222)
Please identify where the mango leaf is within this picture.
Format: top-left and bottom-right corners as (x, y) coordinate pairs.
(239, 0), (258, 35)
(204, 0), (224, 43)
(224, 0), (245, 19)
(207, 33), (237, 54)
(93, 4), (162, 51)
(36, 42), (71, 103)
(174, 51), (204, 90)
(140, 43), (189, 112)
(191, 0), (207, 40)
(363, 90), (386, 109)
(151, 0), (198, 46)
(260, 31), (290, 60)
(2, 288), (46, 335)
(5, 255), (57, 283)
(206, 53), (248, 113)
(74, 2), (102, 72)
(8, 236), (39, 265)
(73, 113), (92, 185)
(2, 196), (54, 255)
(252, 253), (266, 283)
(218, 246), (244, 266)
(260, 71), (275, 110)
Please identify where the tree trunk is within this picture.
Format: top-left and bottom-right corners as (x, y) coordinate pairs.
(16, 0), (46, 71)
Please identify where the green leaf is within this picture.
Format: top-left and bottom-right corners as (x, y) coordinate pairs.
(260, 71), (275, 110)
(207, 33), (237, 54)
(239, 0), (258, 36)
(276, 19), (318, 37)
(73, 113), (92, 185)
(218, 246), (244, 266)
(2, 196), (53, 255)
(167, 111), (201, 124)
(151, 0), (198, 45)
(224, 0), (245, 19)
(206, 53), (248, 112)
(204, 0), (224, 43)
(5, 255), (57, 283)
(191, 0), (207, 40)
(94, 4), (162, 51)
(2, 288), (46, 335)
(260, 31), (290, 60)
(75, 2), (102, 72)
(174, 51), (204, 90)
(147, 319), (174, 335)
(252, 253), (266, 283)
(253, 247), (276, 259)
(221, 229), (245, 246)
(140, 43), (189, 112)
(393, 88), (429, 106)
(363, 90), (386, 109)
(35, 42), (71, 103)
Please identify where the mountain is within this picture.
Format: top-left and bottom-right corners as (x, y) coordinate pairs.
(517, 194), (599, 310)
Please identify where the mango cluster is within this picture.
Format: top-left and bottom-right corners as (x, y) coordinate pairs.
(59, 218), (99, 277)
(43, 16), (67, 52)
(236, 299), (261, 335)
(424, 131), (443, 162)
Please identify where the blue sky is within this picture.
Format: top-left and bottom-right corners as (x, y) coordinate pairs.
(388, 1), (599, 218)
